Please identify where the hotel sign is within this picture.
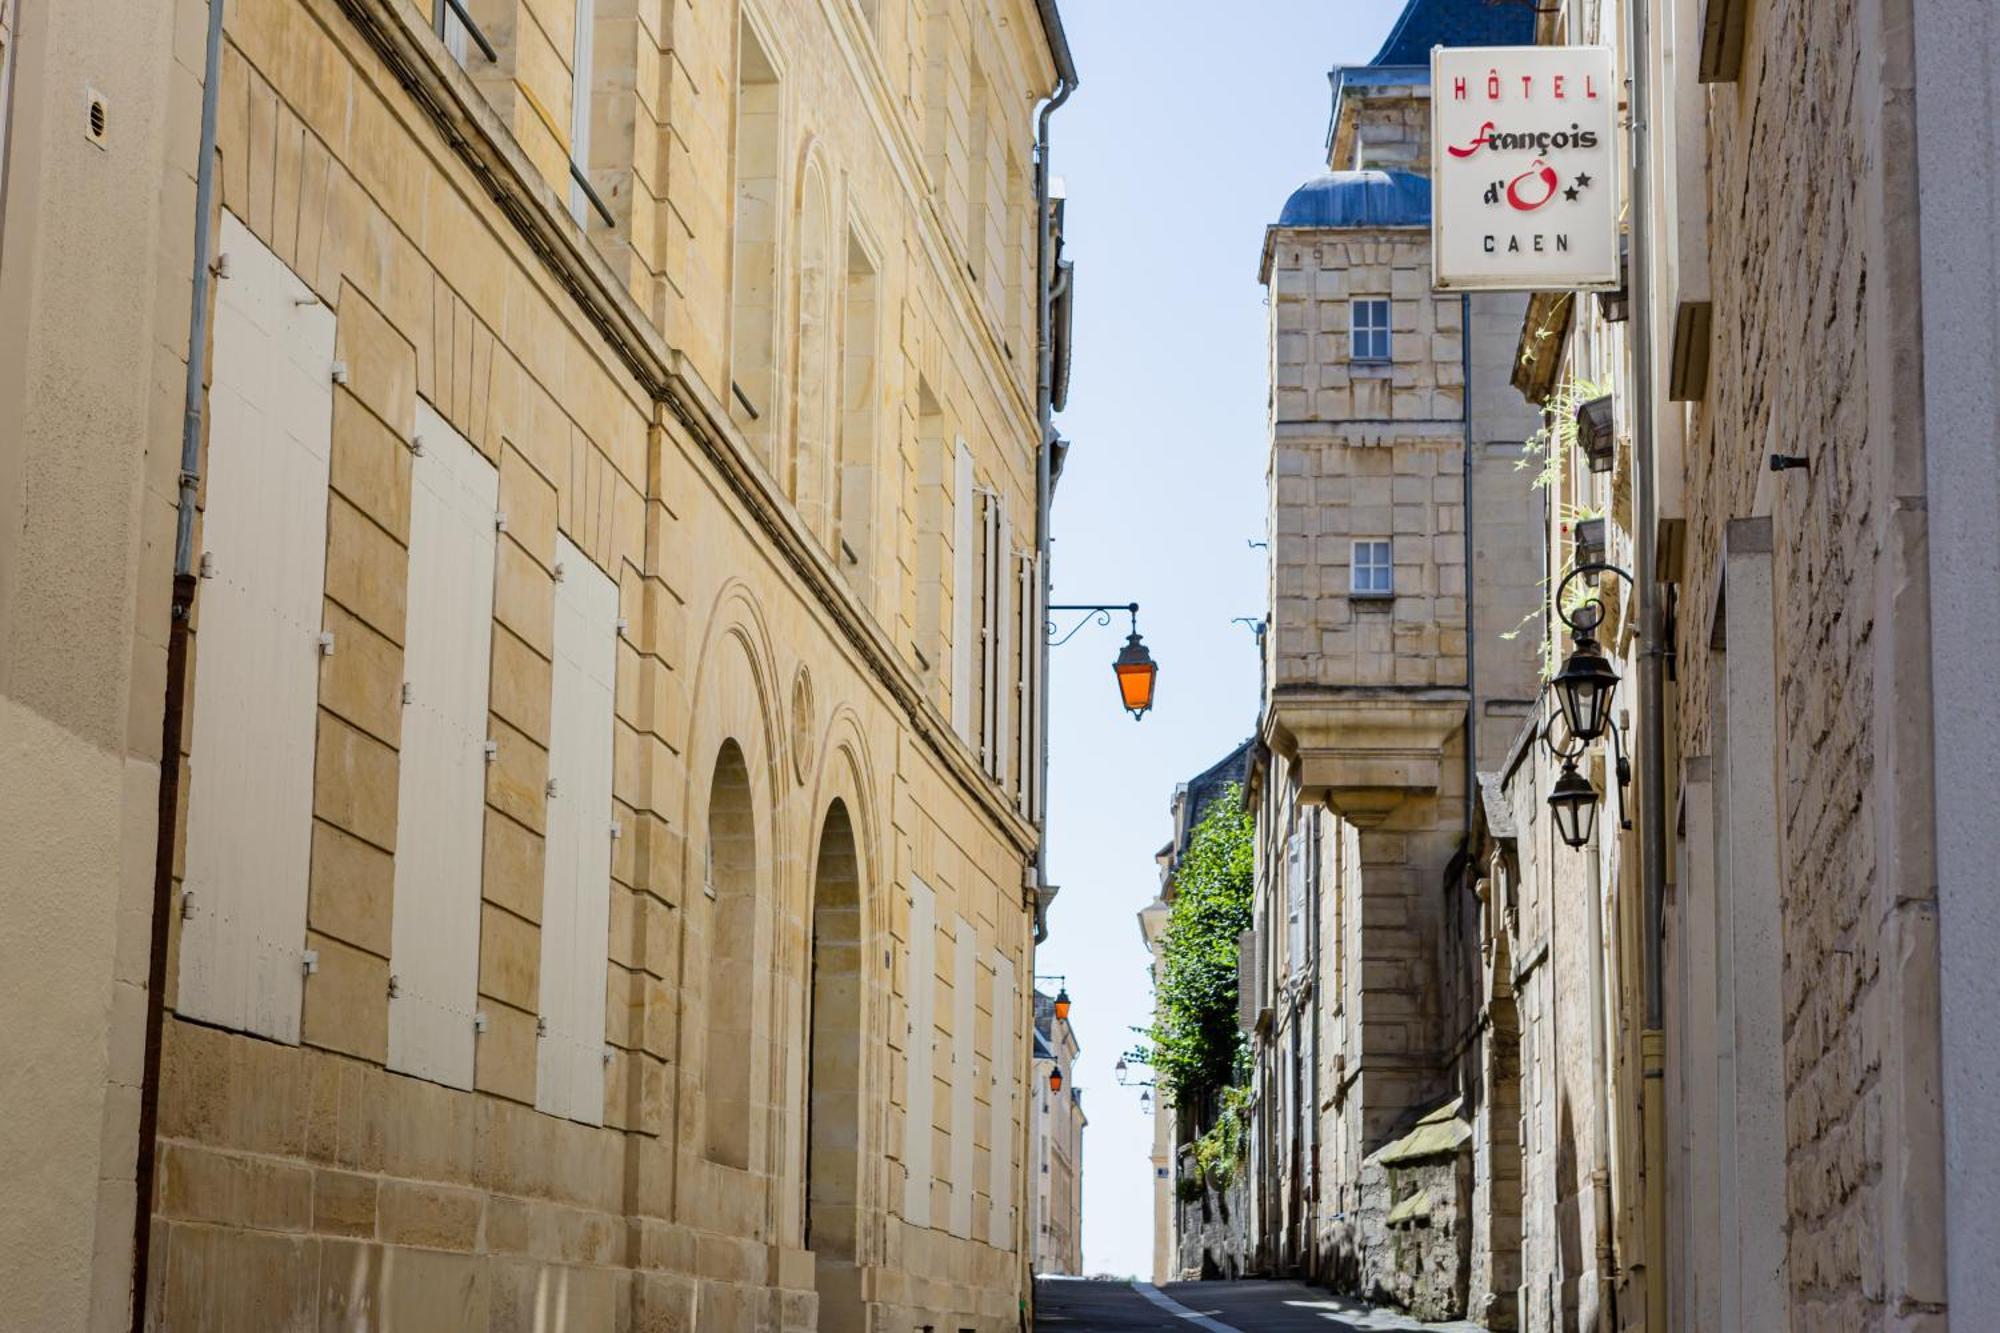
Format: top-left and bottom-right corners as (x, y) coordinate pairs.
(1430, 46), (1619, 291)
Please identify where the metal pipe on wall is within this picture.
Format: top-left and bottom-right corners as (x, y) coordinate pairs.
(134, 0), (229, 1320)
(1620, 0), (1671, 1317)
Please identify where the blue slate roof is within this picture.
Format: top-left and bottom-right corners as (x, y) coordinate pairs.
(1277, 170), (1431, 229)
(1369, 0), (1535, 67)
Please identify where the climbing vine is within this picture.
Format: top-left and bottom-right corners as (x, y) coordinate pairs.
(1136, 786), (1254, 1117)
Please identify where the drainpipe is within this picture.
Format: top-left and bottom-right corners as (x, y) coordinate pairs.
(1026, 11), (1074, 1321)
(1461, 293), (1476, 832)
(133, 0), (227, 1321)
(1585, 825), (1616, 1317)
(1030, 0), (1075, 898)
(1621, 0), (1670, 1320)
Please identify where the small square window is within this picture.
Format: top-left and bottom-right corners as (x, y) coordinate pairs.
(1351, 299), (1392, 363)
(1351, 539), (1394, 596)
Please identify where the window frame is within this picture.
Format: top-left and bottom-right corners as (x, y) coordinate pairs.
(1350, 538), (1394, 598)
(1350, 297), (1392, 364)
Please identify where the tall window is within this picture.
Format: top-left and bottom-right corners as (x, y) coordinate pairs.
(729, 20), (781, 467)
(566, 0), (596, 226)
(1350, 298), (1391, 363)
(793, 161), (834, 544)
(1351, 539), (1393, 596)
(838, 232), (880, 586)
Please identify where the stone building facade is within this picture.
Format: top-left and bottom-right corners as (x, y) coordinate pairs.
(1419, 0), (2000, 1329)
(1028, 988), (1083, 1276)
(1239, 0), (1545, 1313)
(0, 0), (1080, 1327)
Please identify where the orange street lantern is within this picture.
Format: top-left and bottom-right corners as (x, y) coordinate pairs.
(1114, 632), (1157, 720)
(1048, 1067), (1064, 1094)
(1053, 987), (1072, 1021)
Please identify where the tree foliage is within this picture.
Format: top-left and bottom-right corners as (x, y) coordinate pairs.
(1142, 784), (1254, 1116)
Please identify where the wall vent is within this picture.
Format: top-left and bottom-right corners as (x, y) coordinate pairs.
(85, 88), (107, 148)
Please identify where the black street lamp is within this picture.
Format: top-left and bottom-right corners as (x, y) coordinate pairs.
(1049, 602), (1158, 720)
(1542, 561), (1640, 852)
(1550, 562), (1632, 743)
(1548, 757), (1599, 850)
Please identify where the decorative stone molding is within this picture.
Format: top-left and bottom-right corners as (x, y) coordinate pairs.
(1262, 689), (1466, 825)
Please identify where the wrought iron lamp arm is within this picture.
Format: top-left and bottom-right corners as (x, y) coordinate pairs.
(1047, 602), (1139, 646)
(1554, 561), (1635, 637)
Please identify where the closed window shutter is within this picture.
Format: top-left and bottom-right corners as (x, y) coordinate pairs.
(1287, 833), (1306, 978)
(178, 212), (334, 1043)
(536, 534), (619, 1124)
(949, 913), (978, 1237)
(1015, 552), (1036, 816)
(903, 877), (937, 1224)
(950, 442), (975, 742)
(980, 494), (1001, 772)
(386, 402), (497, 1089)
(988, 951), (1016, 1245)
(992, 506), (1013, 788)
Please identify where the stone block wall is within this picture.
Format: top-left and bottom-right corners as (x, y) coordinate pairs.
(1671, 0), (1945, 1323)
(119, 0), (1066, 1329)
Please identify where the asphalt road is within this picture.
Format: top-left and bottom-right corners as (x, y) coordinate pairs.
(1032, 1277), (1485, 1332)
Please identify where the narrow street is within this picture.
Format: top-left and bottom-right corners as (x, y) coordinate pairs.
(1033, 1278), (1482, 1331)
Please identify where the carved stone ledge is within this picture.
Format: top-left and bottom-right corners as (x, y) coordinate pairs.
(1263, 690), (1468, 826)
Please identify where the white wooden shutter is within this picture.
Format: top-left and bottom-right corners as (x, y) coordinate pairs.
(903, 877), (937, 1224)
(1029, 551), (1047, 824)
(1015, 553), (1035, 817)
(980, 495), (1001, 773)
(536, 534), (619, 1124)
(949, 913), (978, 1237)
(1287, 832), (1306, 979)
(950, 441), (975, 742)
(993, 507), (1013, 789)
(386, 402), (497, 1089)
(988, 951), (1016, 1245)
(178, 212), (334, 1043)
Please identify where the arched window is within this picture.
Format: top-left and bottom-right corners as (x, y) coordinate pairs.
(704, 740), (757, 1169)
(806, 800), (864, 1276)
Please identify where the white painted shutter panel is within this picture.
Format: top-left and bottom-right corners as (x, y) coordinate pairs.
(903, 878), (937, 1223)
(1029, 550), (1047, 824)
(1287, 833), (1306, 978)
(178, 212), (333, 1043)
(536, 534), (619, 1124)
(950, 442), (975, 742)
(993, 507), (1013, 790)
(1016, 553), (1035, 817)
(386, 403), (497, 1089)
(949, 913), (978, 1237)
(980, 495), (1001, 773)
(988, 951), (1016, 1245)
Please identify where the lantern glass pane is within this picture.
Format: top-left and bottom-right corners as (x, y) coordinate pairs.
(1116, 662), (1155, 713)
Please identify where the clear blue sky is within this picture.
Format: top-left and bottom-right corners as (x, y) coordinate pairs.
(1035, 0), (1400, 1278)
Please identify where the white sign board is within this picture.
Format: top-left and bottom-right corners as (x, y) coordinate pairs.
(1431, 46), (1619, 291)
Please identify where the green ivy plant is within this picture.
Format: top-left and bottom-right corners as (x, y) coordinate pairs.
(1191, 1084), (1252, 1191)
(1499, 372), (1613, 680)
(1134, 786), (1254, 1118)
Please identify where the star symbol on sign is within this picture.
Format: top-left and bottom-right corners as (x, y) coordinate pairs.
(1574, 172), (1593, 190)
(1564, 186), (1581, 202)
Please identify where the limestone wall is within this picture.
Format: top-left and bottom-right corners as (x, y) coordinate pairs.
(120, 0), (1066, 1329)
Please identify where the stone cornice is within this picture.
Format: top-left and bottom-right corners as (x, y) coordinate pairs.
(327, 0), (1039, 858)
